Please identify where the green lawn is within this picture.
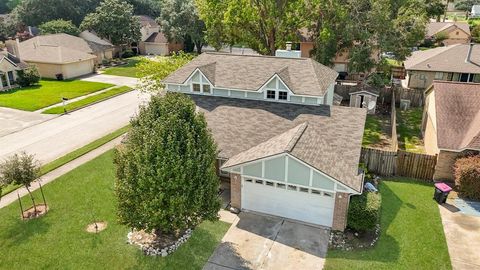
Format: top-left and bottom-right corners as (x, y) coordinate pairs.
(102, 57), (144, 78)
(43, 86), (133, 114)
(363, 115), (383, 146)
(0, 80), (114, 111)
(386, 58), (402, 67)
(0, 150), (230, 269)
(325, 179), (451, 270)
(397, 108), (425, 153)
(1, 125), (130, 197)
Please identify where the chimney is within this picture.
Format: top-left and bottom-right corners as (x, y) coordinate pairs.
(286, 41), (292, 51)
(466, 43), (474, 63)
(5, 38), (21, 59)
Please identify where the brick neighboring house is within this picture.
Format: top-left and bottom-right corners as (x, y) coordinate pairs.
(425, 22), (471, 46)
(404, 43), (480, 90)
(297, 28), (380, 81)
(163, 53), (367, 231)
(422, 81), (480, 181)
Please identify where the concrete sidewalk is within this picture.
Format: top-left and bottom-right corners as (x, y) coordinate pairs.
(0, 136), (123, 209)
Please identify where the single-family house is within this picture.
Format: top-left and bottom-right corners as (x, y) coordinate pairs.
(425, 22), (471, 46)
(137, 15), (183, 56)
(297, 28), (381, 81)
(0, 51), (28, 91)
(422, 81), (480, 181)
(404, 43), (480, 90)
(163, 53), (367, 231)
(5, 33), (113, 79)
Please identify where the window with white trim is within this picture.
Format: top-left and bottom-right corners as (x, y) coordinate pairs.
(434, 72), (444, 80)
(263, 77), (290, 101)
(266, 90), (276, 99)
(193, 83), (201, 92)
(278, 91), (288, 100)
(190, 70), (212, 94)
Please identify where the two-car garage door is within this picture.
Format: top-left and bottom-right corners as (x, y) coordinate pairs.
(242, 178), (335, 227)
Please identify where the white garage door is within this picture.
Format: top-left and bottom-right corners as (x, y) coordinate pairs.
(242, 178), (335, 227)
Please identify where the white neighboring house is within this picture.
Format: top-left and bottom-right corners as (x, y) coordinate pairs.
(0, 51), (28, 91)
(472, 5), (480, 18)
(137, 15), (183, 56)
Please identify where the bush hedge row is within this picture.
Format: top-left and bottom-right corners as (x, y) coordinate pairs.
(454, 156), (480, 200)
(347, 190), (381, 231)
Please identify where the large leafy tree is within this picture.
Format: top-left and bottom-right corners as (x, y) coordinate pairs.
(0, 16), (17, 41)
(39, 19), (80, 36)
(13, 0), (101, 26)
(128, 0), (161, 17)
(158, 0), (206, 54)
(196, 0), (305, 55)
(80, 0), (141, 49)
(114, 93), (220, 235)
(455, 0), (480, 11)
(307, 0), (427, 73)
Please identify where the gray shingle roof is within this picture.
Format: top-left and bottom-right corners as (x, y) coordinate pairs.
(429, 81), (480, 151)
(404, 44), (480, 74)
(191, 95), (366, 192)
(163, 53), (339, 97)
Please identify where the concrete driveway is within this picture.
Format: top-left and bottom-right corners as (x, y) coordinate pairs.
(0, 107), (56, 137)
(439, 203), (480, 269)
(204, 212), (329, 270)
(80, 73), (139, 87)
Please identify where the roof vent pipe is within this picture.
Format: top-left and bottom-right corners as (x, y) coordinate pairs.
(466, 43), (474, 63)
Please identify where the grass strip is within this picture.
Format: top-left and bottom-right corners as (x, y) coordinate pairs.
(42, 86), (133, 114)
(0, 125), (130, 197)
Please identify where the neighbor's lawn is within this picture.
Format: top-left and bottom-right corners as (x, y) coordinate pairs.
(363, 115), (383, 146)
(0, 80), (114, 111)
(397, 108), (425, 153)
(102, 57), (144, 78)
(0, 150), (230, 269)
(43, 86), (133, 114)
(325, 179), (451, 270)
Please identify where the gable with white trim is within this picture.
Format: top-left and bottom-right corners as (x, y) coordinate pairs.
(224, 154), (358, 194)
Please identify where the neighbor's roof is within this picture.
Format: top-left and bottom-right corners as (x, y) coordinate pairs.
(0, 51), (28, 69)
(145, 32), (168, 43)
(20, 34), (93, 54)
(426, 22), (470, 37)
(404, 44), (480, 74)
(138, 15), (159, 28)
(18, 33), (97, 64)
(192, 95), (366, 192)
(79, 30), (113, 47)
(429, 81), (480, 151)
(164, 53), (339, 97)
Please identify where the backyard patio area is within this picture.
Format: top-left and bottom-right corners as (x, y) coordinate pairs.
(0, 150), (230, 269)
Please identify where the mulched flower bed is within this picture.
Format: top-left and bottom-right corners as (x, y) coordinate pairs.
(127, 228), (193, 256)
(329, 224), (380, 251)
(22, 204), (48, 220)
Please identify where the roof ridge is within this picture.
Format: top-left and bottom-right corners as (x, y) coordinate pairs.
(409, 45), (460, 69)
(285, 122), (308, 152)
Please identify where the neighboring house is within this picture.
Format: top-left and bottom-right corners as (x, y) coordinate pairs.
(403, 43), (480, 90)
(79, 30), (116, 61)
(137, 15), (183, 56)
(163, 53), (367, 231)
(0, 51), (28, 91)
(163, 52), (339, 106)
(5, 33), (113, 79)
(425, 22), (471, 46)
(297, 28), (380, 81)
(422, 81), (480, 181)
(472, 5), (480, 18)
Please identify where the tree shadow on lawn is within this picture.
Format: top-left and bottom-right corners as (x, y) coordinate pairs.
(127, 222), (229, 270)
(328, 181), (403, 264)
(1, 210), (51, 248)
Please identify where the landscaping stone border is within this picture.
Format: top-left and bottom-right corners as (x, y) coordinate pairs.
(127, 228), (193, 256)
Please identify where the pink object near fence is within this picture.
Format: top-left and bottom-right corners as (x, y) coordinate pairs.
(434, 182), (452, 193)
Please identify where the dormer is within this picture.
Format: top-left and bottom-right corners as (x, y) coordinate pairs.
(186, 68), (213, 95)
(260, 74), (293, 102)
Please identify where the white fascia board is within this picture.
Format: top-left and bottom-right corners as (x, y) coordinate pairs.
(183, 68), (214, 87)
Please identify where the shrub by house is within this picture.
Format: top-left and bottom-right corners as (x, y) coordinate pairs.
(347, 191), (381, 231)
(454, 155), (480, 200)
(114, 93), (221, 238)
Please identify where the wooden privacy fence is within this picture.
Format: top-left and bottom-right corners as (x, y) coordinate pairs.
(334, 84), (424, 107)
(360, 147), (437, 181)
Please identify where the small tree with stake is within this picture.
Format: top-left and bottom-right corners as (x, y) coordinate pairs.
(0, 152), (42, 218)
